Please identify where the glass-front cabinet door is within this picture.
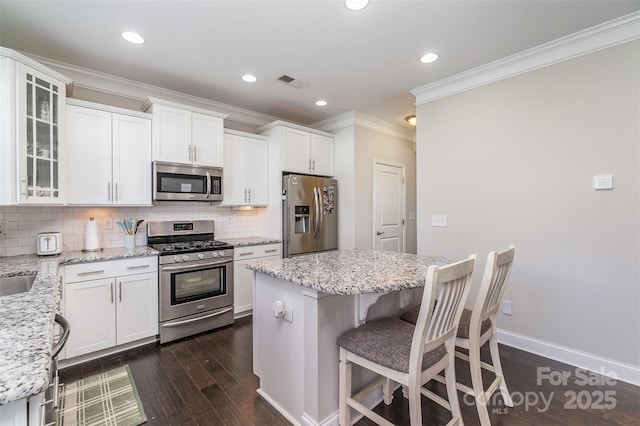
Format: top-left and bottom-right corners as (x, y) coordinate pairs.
(18, 63), (67, 203)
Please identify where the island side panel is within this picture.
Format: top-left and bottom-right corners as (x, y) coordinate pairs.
(253, 271), (306, 423)
(303, 290), (357, 425)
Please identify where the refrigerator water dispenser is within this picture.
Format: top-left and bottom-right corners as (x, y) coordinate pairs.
(294, 206), (310, 234)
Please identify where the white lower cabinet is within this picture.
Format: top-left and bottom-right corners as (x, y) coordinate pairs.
(234, 243), (281, 317)
(63, 256), (158, 359)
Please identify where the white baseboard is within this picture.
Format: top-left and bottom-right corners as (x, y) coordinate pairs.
(256, 388), (301, 426)
(497, 329), (640, 387)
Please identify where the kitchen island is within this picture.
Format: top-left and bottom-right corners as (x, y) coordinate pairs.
(247, 248), (447, 426)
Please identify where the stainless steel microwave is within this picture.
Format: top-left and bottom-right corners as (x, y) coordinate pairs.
(153, 162), (223, 201)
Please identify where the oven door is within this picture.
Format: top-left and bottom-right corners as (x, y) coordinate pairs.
(159, 258), (233, 321)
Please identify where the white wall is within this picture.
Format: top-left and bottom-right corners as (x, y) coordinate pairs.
(415, 41), (639, 370)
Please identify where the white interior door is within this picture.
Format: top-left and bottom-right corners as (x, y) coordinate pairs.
(373, 161), (405, 252)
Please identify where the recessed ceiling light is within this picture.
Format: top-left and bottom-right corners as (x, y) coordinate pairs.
(242, 74), (258, 83)
(121, 31), (145, 44)
(420, 53), (439, 64)
(315, 100), (328, 106)
(345, 0), (369, 11)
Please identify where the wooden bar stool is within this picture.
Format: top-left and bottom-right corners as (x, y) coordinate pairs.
(401, 245), (516, 425)
(337, 255), (476, 426)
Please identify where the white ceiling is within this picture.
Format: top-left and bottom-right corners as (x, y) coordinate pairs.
(1, 0), (639, 129)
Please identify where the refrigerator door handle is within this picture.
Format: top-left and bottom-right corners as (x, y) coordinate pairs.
(313, 187), (320, 239)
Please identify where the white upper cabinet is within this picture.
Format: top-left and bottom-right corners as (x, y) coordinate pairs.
(309, 133), (335, 176)
(66, 100), (152, 206)
(223, 130), (269, 206)
(143, 97), (227, 167)
(260, 121), (334, 177)
(0, 47), (72, 205)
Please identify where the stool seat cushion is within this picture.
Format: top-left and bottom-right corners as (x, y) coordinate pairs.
(337, 317), (446, 373)
(400, 307), (491, 338)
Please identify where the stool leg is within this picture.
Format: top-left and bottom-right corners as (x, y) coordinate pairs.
(383, 378), (394, 405)
(445, 352), (465, 426)
(469, 341), (490, 426)
(339, 349), (352, 426)
(489, 334), (513, 407)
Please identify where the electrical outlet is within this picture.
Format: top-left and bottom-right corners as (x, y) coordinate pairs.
(284, 305), (293, 322)
(409, 212), (416, 220)
(502, 300), (512, 316)
(431, 215), (447, 227)
(103, 219), (113, 230)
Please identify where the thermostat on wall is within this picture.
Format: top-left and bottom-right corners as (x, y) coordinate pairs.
(593, 175), (614, 190)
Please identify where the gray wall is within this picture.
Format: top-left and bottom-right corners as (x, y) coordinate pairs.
(415, 40), (639, 366)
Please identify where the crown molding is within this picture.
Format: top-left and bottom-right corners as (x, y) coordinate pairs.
(412, 11), (640, 105)
(1, 47), (73, 95)
(24, 52), (280, 127)
(313, 111), (415, 142)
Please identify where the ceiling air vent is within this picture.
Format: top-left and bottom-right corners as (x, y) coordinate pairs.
(277, 74), (305, 89)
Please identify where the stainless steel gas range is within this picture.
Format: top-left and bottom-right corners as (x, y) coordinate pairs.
(147, 220), (234, 344)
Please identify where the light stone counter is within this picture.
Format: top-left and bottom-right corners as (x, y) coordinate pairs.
(222, 236), (281, 247)
(0, 247), (158, 405)
(247, 248), (448, 295)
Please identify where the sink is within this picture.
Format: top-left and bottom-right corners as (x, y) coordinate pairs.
(0, 275), (36, 297)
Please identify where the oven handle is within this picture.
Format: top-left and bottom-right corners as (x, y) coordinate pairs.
(161, 260), (231, 272)
(161, 307), (233, 327)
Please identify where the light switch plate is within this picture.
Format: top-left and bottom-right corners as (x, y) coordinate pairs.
(593, 175), (614, 190)
(431, 215), (447, 227)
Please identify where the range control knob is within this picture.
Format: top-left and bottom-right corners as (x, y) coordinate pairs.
(211, 252), (219, 258)
(218, 251), (225, 257)
(182, 255), (189, 262)
(197, 253), (205, 260)
(174, 256), (182, 263)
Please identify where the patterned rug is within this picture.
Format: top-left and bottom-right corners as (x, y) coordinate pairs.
(58, 365), (147, 426)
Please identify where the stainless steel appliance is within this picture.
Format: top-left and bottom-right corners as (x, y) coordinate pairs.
(147, 220), (234, 343)
(282, 174), (338, 257)
(153, 161), (223, 202)
(42, 314), (69, 425)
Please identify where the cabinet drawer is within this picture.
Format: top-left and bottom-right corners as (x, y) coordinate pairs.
(65, 256), (158, 282)
(234, 243), (281, 260)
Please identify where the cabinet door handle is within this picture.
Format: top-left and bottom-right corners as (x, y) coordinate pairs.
(59, 276), (63, 299)
(264, 249), (278, 253)
(115, 182), (119, 201)
(21, 179), (27, 196)
(77, 270), (105, 276)
(193, 146), (197, 162)
(247, 188), (251, 203)
(312, 159), (315, 172)
(107, 182), (111, 201)
(188, 145), (192, 162)
(119, 281), (122, 302)
(239, 251), (254, 256)
(110, 282), (114, 304)
(244, 189), (247, 203)
(308, 158), (312, 172)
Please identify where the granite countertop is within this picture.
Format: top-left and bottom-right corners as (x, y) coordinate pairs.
(0, 246), (158, 405)
(246, 248), (449, 295)
(222, 236), (281, 247)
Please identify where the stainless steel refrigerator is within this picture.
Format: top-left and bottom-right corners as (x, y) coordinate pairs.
(283, 174), (338, 257)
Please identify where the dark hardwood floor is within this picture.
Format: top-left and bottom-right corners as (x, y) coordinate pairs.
(60, 316), (640, 425)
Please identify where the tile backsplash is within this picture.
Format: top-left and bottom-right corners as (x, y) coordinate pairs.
(0, 204), (261, 257)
